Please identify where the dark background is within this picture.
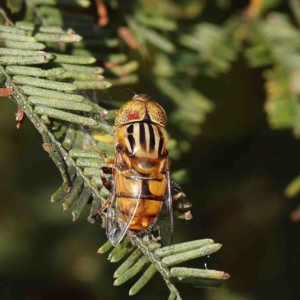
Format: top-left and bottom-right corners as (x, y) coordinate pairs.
(1, 1), (300, 300)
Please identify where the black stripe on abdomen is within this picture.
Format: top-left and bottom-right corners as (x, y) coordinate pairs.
(117, 178), (165, 201)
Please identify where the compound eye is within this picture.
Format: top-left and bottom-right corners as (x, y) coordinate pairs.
(126, 111), (141, 121)
(146, 101), (167, 126)
(114, 100), (146, 126)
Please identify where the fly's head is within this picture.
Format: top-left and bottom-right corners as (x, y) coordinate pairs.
(114, 94), (167, 128)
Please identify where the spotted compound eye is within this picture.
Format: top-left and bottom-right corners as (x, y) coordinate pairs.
(114, 95), (167, 127)
(145, 100), (167, 127)
(126, 111), (142, 121)
(114, 99), (147, 126)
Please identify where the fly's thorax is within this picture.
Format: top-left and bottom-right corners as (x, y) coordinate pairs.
(114, 122), (168, 175)
(115, 122), (168, 158)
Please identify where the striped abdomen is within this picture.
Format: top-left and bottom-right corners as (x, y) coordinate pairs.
(115, 170), (167, 230)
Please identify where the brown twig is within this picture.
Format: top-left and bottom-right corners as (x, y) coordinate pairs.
(246, 0), (264, 18)
(0, 87), (14, 97)
(15, 106), (26, 129)
(118, 26), (139, 50)
(290, 205), (300, 222)
(95, 0), (109, 26)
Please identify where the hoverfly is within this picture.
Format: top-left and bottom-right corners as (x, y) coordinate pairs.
(94, 94), (191, 246)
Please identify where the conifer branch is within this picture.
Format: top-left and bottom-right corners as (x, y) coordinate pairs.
(0, 5), (230, 297)
(98, 236), (229, 298)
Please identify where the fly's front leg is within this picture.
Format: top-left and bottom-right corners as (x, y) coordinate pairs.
(171, 181), (193, 221)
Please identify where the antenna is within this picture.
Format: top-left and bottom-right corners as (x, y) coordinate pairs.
(126, 88), (137, 96)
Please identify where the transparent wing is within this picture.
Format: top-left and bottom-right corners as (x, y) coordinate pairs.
(156, 169), (173, 246)
(106, 185), (140, 246)
(106, 153), (141, 246)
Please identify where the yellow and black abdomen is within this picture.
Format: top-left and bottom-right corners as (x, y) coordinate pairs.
(115, 170), (167, 231)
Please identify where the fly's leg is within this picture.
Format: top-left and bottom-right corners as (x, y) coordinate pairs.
(105, 158), (114, 164)
(171, 180), (186, 200)
(101, 166), (113, 190)
(171, 181), (193, 221)
(87, 166), (113, 223)
(98, 166), (113, 212)
(87, 193), (113, 223)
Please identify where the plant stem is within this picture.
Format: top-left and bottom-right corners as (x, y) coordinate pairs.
(128, 233), (183, 300)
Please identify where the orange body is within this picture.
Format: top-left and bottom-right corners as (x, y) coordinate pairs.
(106, 95), (171, 241)
(104, 95), (172, 245)
(115, 167), (167, 231)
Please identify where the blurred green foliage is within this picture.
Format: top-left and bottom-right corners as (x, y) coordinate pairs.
(2, 0), (300, 300)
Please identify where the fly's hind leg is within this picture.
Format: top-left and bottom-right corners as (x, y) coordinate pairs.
(87, 193), (114, 224)
(171, 180), (186, 201)
(171, 181), (193, 221)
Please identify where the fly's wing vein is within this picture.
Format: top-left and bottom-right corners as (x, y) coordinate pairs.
(157, 165), (173, 246)
(106, 153), (140, 246)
